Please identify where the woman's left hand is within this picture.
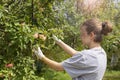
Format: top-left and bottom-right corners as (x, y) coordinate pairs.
(34, 47), (45, 59)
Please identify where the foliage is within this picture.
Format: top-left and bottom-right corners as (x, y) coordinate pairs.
(0, 0), (64, 79)
(100, 0), (120, 70)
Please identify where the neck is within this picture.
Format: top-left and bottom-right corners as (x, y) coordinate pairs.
(88, 42), (101, 49)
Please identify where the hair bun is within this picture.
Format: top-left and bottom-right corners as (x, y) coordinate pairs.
(101, 21), (113, 35)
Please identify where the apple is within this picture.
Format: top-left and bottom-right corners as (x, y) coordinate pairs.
(33, 33), (39, 38)
(33, 33), (47, 41)
(5, 63), (13, 68)
(38, 34), (47, 41)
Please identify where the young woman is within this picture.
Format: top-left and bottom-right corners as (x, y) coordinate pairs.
(34, 18), (112, 80)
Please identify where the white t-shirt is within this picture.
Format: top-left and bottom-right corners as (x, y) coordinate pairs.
(61, 47), (107, 80)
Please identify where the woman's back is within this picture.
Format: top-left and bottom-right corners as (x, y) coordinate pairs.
(62, 47), (107, 80)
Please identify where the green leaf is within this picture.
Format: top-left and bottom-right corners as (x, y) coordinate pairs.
(0, 55), (3, 59)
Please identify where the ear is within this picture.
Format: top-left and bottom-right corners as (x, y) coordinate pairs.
(90, 32), (95, 40)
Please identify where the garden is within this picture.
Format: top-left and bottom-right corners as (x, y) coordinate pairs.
(0, 0), (120, 80)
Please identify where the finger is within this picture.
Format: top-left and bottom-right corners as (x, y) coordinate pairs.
(38, 47), (43, 53)
(38, 47), (41, 51)
(52, 35), (57, 40)
(34, 50), (38, 55)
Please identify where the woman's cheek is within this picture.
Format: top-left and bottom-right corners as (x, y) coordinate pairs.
(81, 37), (86, 44)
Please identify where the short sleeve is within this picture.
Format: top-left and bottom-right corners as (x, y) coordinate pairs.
(61, 50), (98, 78)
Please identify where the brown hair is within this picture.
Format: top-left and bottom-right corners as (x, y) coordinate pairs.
(81, 18), (113, 42)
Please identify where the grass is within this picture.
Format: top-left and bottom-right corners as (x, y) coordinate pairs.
(55, 70), (120, 80)
(55, 72), (71, 80)
(103, 70), (120, 80)
(43, 69), (120, 80)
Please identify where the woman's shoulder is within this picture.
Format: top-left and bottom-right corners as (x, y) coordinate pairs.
(76, 49), (92, 55)
(75, 49), (98, 58)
